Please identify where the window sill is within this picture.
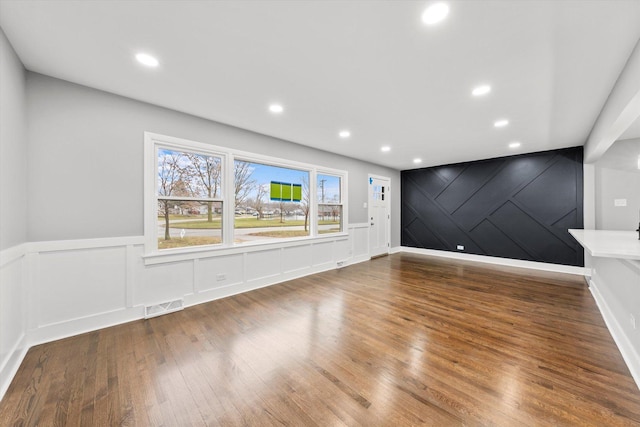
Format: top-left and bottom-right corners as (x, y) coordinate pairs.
(143, 232), (349, 265)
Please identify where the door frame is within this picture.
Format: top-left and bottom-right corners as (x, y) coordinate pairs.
(368, 174), (391, 257)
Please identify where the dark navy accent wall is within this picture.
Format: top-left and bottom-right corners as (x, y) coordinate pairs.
(401, 147), (584, 266)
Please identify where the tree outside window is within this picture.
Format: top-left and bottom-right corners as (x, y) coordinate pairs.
(148, 133), (347, 253)
(156, 149), (223, 250)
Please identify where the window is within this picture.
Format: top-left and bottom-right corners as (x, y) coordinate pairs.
(156, 148), (223, 250)
(145, 132), (347, 255)
(234, 160), (311, 244)
(317, 174), (343, 234)
(372, 184), (385, 201)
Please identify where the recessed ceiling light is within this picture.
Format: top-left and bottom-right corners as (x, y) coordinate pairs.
(509, 141), (521, 149)
(339, 130), (351, 138)
(472, 85), (491, 96)
(381, 146), (391, 152)
(413, 158), (422, 164)
(494, 119), (509, 128)
(422, 2), (450, 25)
(269, 104), (284, 114)
(135, 53), (159, 68)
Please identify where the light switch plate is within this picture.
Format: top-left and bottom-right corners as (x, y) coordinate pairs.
(614, 199), (627, 207)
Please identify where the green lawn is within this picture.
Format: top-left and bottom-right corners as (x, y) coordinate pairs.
(158, 227), (341, 248)
(164, 217), (339, 229)
(248, 228), (341, 238)
(159, 214), (213, 221)
(158, 236), (222, 249)
(248, 230), (310, 238)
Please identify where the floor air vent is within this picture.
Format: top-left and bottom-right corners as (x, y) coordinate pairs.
(145, 299), (184, 319)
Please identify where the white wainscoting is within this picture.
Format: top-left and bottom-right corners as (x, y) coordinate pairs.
(0, 223), (371, 400)
(0, 244), (28, 402)
(589, 258), (640, 390)
(2, 226), (638, 399)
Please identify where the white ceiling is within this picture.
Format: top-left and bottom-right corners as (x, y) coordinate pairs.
(620, 114), (640, 141)
(1, 0), (640, 170)
(597, 137), (640, 172)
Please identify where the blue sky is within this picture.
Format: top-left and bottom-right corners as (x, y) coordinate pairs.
(248, 162), (307, 187)
(246, 162), (340, 202)
(158, 149), (340, 201)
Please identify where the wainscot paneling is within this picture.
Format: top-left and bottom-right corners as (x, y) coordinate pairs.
(246, 249), (281, 282)
(312, 241), (336, 267)
(0, 249), (28, 401)
(139, 260), (194, 305)
(37, 247), (127, 326)
(333, 237), (351, 263)
(196, 253), (244, 292)
(2, 223), (640, 398)
(282, 245), (312, 274)
(589, 258), (640, 388)
(352, 226), (370, 261)
(401, 147), (584, 266)
(1, 225), (371, 400)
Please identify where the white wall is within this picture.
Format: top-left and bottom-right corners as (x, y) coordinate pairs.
(0, 28), (29, 401)
(584, 38), (640, 163)
(2, 67), (398, 399)
(26, 73), (400, 246)
(581, 37), (640, 389)
(594, 138), (640, 231)
(0, 28), (27, 250)
(590, 141), (640, 386)
(596, 167), (640, 230)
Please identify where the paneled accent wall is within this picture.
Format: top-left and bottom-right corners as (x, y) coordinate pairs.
(401, 147), (584, 266)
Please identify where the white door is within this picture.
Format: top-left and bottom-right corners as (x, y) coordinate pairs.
(369, 175), (390, 257)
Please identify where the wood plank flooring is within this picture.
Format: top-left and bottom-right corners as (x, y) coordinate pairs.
(2, 253), (640, 426)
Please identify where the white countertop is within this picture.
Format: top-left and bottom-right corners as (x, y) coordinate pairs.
(569, 229), (640, 260)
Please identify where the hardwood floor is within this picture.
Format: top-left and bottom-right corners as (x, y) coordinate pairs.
(2, 253), (639, 426)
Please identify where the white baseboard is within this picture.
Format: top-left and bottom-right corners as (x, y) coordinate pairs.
(28, 307), (146, 348)
(0, 333), (28, 402)
(589, 279), (640, 391)
(399, 246), (588, 276)
(344, 253), (371, 266)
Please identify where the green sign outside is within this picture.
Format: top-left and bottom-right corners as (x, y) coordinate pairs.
(270, 181), (302, 202)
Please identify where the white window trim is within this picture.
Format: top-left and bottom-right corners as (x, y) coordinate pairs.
(144, 132), (348, 263)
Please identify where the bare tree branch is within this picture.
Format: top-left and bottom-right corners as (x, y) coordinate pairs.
(301, 175), (310, 232)
(234, 161), (255, 207)
(185, 153), (221, 222)
(158, 151), (190, 239)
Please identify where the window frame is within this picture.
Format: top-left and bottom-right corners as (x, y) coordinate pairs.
(146, 134), (227, 254)
(144, 132), (348, 259)
(316, 173), (345, 234)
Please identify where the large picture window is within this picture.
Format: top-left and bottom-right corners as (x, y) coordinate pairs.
(145, 133), (348, 255)
(234, 160), (311, 244)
